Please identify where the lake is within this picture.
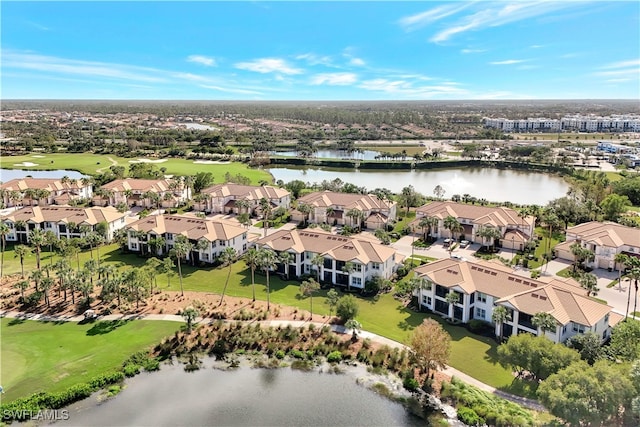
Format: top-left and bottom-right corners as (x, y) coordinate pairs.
(274, 149), (383, 161)
(51, 362), (426, 427)
(267, 166), (569, 205)
(1, 168), (85, 182)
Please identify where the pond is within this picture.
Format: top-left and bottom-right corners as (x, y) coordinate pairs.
(52, 361), (426, 427)
(273, 149), (383, 161)
(267, 166), (569, 205)
(1, 168), (86, 182)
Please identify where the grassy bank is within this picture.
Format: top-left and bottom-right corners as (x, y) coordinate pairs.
(1, 153), (272, 184)
(0, 318), (179, 402)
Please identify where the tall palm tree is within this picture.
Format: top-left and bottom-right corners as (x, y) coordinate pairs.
(30, 269), (43, 292)
(14, 245), (31, 278)
(346, 208), (362, 230)
(443, 215), (463, 241)
(259, 197), (272, 237)
(160, 257), (175, 288)
(279, 251), (293, 280)
(258, 248), (278, 311)
(244, 248), (261, 301)
(218, 247), (237, 307)
(15, 280), (29, 301)
(297, 203), (312, 227)
(29, 228), (47, 270)
(311, 254), (324, 284)
(342, 261), (355, 291)
(532, 312), (557, 336)
(625, 256), (640, 319)
(445, 291), (460, 319)
(614, 253), (629, 291)
(418, 216), (438, 241)
(148, 236), (166, 257)
(491, 306), (511, 341)
(170, 236), (193, 296)
(477, 225), (502, 252)
(0, 223), (9, 281)
(41, 277), (54, 308)
(145, 257), (162, 295)
(300, 278), (320, 320)
(43, 230), (58, 266)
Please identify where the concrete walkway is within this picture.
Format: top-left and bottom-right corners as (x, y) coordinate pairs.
(0, 309), (545, 411)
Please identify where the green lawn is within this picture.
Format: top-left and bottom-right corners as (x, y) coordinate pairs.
(4, 243), (524, 395)
(0, 153), (272, 184)
(0, 318), (179, 402)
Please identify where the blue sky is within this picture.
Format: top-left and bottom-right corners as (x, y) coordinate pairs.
(2, 1), (639, 100)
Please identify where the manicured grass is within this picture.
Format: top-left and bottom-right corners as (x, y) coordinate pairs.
(393, 211), (415, 234)
(368, 146), (425, 156)
(0, 318), (179, 402)
(1, 153), (272, 184)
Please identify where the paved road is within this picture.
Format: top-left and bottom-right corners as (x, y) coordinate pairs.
(0, 309), (544, 411)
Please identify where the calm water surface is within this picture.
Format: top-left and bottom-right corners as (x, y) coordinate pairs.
(52, 363), (424, 427)
(1, 168), (85, 181)
(267, 166), (569, 205)
(274, 149), (382, 161)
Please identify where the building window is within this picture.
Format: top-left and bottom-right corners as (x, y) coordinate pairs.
(352, 277), (362, 286)
(476, 292), (487, 303)
(131, 243), (138, 249)
(203, 253), (209, 261)
(475, 308), (486, 319)
(572, 323), (585, 333)
(354, 264), (362, 272)
(372, 262), (380, 270)
(243, 244), (247, 251)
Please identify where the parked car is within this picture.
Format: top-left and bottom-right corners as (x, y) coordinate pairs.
(460, 240), (470, 248)
(443, 238), (452, 246)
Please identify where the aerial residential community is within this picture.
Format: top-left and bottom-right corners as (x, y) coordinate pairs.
(1, 1), (640, 427)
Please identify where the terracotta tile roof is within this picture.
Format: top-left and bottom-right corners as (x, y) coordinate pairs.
(1, 205), (125, 225)
(567, 221), (640, 248)
(255, 229), (396, 263)
(201, 183), (289, 200)
(101, 178), (173, 193)
(297, 191), (395, 211)
(414, 258), (610, 326)
(126, 214), (245, 242)
(0, 178), (86, 192)
(416, 201), (534, 229)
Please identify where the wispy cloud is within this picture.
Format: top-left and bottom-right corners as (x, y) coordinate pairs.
(296, 53), (334, 67)
(428, 2), (586, 43)
(594, 58), (640, 79)
(200, 85), (263, 95)
(187, 55), (216, 67)
(25, 20), (49, 31)
(461, 48), (485, 54)
(234, 58), (303, 74)
(2, 52), (167, 83)
(398, 3), (472, 32)
(358, 78), (467, 98)
(600, 59), (640, 69)
(349, 57), (366, 66)
(490, 59), (528, 65)
(311, 73), (357, 86)
(529, 44), (544, 49)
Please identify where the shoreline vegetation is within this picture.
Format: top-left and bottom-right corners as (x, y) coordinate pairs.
(0, 318), (541, 426)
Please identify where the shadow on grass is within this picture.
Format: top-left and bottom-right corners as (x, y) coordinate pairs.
(498, 377), (539, 400)
(7, 317), (26, 326)
(86, 319), (130, 336)
(396, 305), (424, 331)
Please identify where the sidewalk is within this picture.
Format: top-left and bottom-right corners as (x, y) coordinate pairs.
(0, 309), (545, 411)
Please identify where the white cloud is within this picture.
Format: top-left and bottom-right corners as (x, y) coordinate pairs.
(234, 58), (303, 75)
(605, 78), (631, 83)
(600, 59), (640, 69)
(594, 59), (640, 79)
(311, 73), (357, 86)
(296, 53), (334, 67)
(187, 55), (216, 67)
(173, 72), (212, 83)
(2, 52), (168, 83)
(490, 59), (528, 65)
(398, 3), (472, 31)
(529, 44), (544, 49)
(350, 57), (366, 66)
(358, 78), (467, 98)
(461, 48), (485, 54)
(200, 85), (263, 95)
(430, 2), (585, 43)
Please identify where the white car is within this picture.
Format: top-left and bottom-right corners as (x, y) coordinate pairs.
(460, 240), (470, 248)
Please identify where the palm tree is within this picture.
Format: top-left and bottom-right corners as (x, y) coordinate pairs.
(145, 257), (162, 295)
(532, 312), (557, 336)
(342, 261), (355, 291)
(279, 251), (293, 280)
(445, 291), (460, 319)
(346, 208), (362, 230)
(15, 280), (29, 302)
(578, 272), (599, 297)
(30, 269), (43, 292)
(217, 247), (237, 307)
(160, 257), (175, 288)
(148, 236), (166, 257)
(300, 278), (320, 320)
(41, 277), (54, 308)
(325, 206), (335, 224)
(477, 225), (501, 252)
(311, 254), (324, 284)
(29, 228), (47, 270)
(443, 215), (463, 241)
(258, 248), (278, 311)
(170, 236), (193, 296)
(0, 223), (9, 280)
(44, 230), (58, 266)
(492, 306), (511, 341)
(625, 256), (640, 319)
(614, 253), (629, 291)
(236, 199), (251, 215)
(182, 306), (199, 333)
(244, 248), (261, 302)
(418, 216), (438, 241)
(297, 202), (312, 227)
(345, 318), (362, 341)
(14, 245), (31, 278)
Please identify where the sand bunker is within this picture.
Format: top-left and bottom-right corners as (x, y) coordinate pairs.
(13, 162), (38, 167)
(128, 159), (168, 164)
(31, 155), (46, 158)
(193, 160), (230, 164)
